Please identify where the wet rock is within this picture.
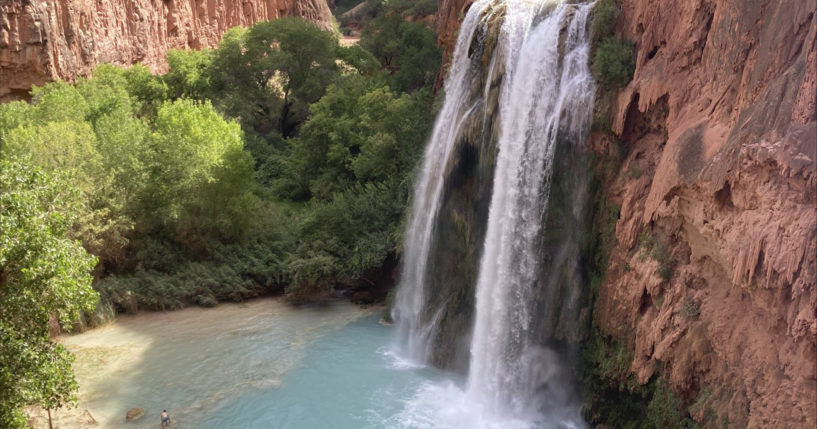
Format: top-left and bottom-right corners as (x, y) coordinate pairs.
(125, 408), (144, 422)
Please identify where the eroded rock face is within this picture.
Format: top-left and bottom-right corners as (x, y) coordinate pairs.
(0, 0), (332, 101)
(596, 0), (816, 426)
(438, 0), (816, 426)
(437, 0), (475, 62)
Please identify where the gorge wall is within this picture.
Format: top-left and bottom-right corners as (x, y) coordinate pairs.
(438, 0), (816, 427)
(0, 0), (333, 101)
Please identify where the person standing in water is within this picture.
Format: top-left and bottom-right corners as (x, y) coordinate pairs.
(161, 410), (170, 427)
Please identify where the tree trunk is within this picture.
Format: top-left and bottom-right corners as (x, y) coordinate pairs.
(281, 87), (293, 138)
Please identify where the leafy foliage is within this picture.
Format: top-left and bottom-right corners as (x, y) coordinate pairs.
(164, 49), (214, 100)
(592, 37), (636, 89)
(591, 0), (621, 44)
(210, 18), (342, 137)
(0, 161), (98, 426)
(589, 0), (635, 89)
(279, 76), (432, 199)
(0, 11), (441, 313)
(360, 14), (441, 92)
(144, 99), (256, 247)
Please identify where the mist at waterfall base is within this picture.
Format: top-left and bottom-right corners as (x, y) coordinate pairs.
(392, 0), (596, 427)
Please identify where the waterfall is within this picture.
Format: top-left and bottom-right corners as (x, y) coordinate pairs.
(394, 0), (596, 424)
(391, 2), (491, 363)
(466, 1), (595, 416)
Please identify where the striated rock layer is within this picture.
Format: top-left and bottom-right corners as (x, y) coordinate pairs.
(597, 0), (816, 426)
(0, 0), (333, 101)
(439, 0), (816, 426)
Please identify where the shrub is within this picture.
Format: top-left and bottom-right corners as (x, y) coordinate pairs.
(681, 296), (701, 320)
(593, 37), (636, 89)
(638, 230), (675, 281)
(647, 380), (684, 428)
(591, 0), (621, 43)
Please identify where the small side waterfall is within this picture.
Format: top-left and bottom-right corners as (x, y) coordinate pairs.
(393, 0), (596, 425)
(391, 2), (495, 364)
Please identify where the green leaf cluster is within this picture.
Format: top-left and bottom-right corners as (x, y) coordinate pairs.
(593, 37), (636, 89)
(590, 0), (636, 89)
(0, 72), (258, 264)
(209, 18), (342, 138)
(0, 161), (98, 426)
(360, 14), (441, 93)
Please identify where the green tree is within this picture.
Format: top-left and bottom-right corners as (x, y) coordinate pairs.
(164, 49), (214, 100)
(282, 76), (431, 200)
(360, 15), (441, 92)
(29, 82), (90, 123)
(0, 101), (33, 144)
(211, 18), (341, 137)
(145, 99), (257, 249)
(121, 63), (169, 117)
(0, 160), (98, 427)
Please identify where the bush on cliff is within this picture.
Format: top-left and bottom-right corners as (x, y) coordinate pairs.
(592, 37), (636, 89)
(591, 0), (621, 44)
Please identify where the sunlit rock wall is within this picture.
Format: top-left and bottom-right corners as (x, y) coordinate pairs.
(0, 0), (332, 101)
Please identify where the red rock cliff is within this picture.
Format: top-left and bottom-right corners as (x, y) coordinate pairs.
(438, 0), (816, 426)
(0, 0), (332, 101)
(597, 0), (815, 426)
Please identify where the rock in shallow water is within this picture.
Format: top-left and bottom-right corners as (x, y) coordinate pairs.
(125, 407), (144, 421)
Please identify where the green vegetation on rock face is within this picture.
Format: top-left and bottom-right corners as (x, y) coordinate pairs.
(0, 161), (98, 427)
(590, 0), (635, 89)
(591, 0), (621, 45)
(592, 37), (636, 89)
(581, 2), (702, 427)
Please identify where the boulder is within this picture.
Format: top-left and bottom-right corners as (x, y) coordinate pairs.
(125, 408), (145, 422)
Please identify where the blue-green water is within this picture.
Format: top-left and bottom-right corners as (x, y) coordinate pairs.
(55, 299), (582, 429)
(200, 315), (448, 428)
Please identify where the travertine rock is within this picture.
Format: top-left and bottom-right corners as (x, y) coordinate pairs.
(0, 0), (332, 101)
(439, 0), (816, 426)
(436, 0), (474, 63)
(596, 0), (816, 427)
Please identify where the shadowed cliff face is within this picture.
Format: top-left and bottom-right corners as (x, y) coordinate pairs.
(440, 0), (816, 426)
(0, 0), (332, 101)
(437, 0), (476, 63)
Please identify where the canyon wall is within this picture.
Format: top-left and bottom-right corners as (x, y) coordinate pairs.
(0, 0), (332, 101)
(596, 0), (816, 426)
(439, 0), (816, 427)
(436, 0), (472, 62)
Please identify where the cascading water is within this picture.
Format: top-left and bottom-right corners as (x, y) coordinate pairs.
(391, 3), (495, 364)
(393, 0), (596, 426)
(466, 0), (595, 417)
